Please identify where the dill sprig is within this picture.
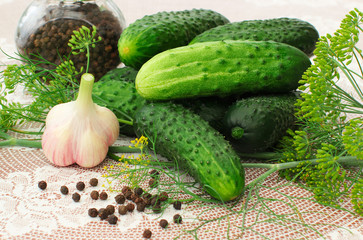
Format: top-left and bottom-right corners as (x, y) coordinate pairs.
(278, 8), (363, 214)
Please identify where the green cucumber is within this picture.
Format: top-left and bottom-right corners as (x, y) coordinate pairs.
(135, 40), (311, 100)
(92, 67), (146, 136)
(222, 93), (298, 153)
(118, 9), (229, 69)
(190, 17), (319, 56)
(133, 101), (245, 201)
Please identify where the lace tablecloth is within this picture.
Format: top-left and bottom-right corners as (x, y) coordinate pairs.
(1, 0), (363, 239)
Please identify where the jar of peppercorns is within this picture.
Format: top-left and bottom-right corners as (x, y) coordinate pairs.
(15, 0), (126, 80)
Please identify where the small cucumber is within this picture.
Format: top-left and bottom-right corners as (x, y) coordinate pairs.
(133, 101), (245, 201)
(118, 9), (229, 69)
(136, 40), (311, 100)
(222, 93), (298, 153)
(92, 67), (146, 136)
(190, 17), (319, 56)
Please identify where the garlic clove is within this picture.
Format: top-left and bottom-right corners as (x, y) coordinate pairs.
(41, 73), (119, 168)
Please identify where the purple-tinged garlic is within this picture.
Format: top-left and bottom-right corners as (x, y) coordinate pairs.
(41, 73), (119, 168)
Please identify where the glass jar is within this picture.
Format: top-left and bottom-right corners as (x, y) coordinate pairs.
(15, 0), (126, 80)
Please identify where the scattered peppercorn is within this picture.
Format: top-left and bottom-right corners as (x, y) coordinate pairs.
(106, 205), (115, 215)
(134, 187), (144, 196)
(126, 203), (135, 212)
(159, 191), (168, 201)
(98, 208), (109, 220)
(76, 181), (85, 191)
(148, 178), (157, 188)
(173, 200), (182, 210)
(122, 186), (131, 194)
(159, 219), (168, 228)
(60, 185), (69, 195)
(134, 197), (144, 204)
(115, 194), (126, 204)
(107, 214), (118, 225)
(130, 193), (138, 202)
(136, 202), (146, 212)
(150, 195), (160, 207)
(173, 214), (182, 224)
(118, 205), (127, 215)
(99, 191), (108, 200)
(38, 180), (47, 190)
(90, 190), (99, 200)
(88, 208), (98, 218)
(152, 203), (162, 213)
(149, 169), (159, 178)
(143, 229), (152, 239)
(89, 178), (98, 187)
(124, 190), (133, 200)
(72, 192), (81, 202)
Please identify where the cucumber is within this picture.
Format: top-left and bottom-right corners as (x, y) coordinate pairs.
(118, 9), (229, 69)
(190, 17), (319, 56)
(133, 101), (245, 201)
(92, 67), (146, 136)
(136, 40), (311, 100)
(222, 93), (298, 153)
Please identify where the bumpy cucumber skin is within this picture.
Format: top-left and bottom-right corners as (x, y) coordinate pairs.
(118, 9), (230, 69)
(223, 93), (297, 153)
(136, 40), (311, 100)
(189, 17), (319, 56)
(93, 67), (146, 136)
(133, 102), (245, 201)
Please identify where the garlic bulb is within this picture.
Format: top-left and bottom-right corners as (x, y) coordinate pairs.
(42, 73), (119, 168)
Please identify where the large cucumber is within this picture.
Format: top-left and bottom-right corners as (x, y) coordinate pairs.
(135, 40), (311, 100)
(190, 17), (319, 56)
(118, 9), (229, 69)
(222, 93), (298, 153)
(92, 67), (146, 136)
(133, 101), (245, 201)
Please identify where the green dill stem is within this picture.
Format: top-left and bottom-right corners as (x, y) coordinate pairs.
(242, 156), (361, 170)
(108, 145), (140, 154)
(0, 137), (42, 148)
(118, 118), (133, 126)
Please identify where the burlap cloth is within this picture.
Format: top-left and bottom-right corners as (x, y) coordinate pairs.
(0, 0), (362, 239)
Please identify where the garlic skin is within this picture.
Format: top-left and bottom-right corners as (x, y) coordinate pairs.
(41, 73), (119, 168)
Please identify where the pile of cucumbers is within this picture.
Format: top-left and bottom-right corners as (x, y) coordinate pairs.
(93, 9), (319, 202)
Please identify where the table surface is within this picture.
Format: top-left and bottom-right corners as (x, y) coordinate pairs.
(1, 0), (363, 239)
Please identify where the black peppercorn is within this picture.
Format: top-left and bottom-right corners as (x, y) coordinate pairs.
(159, 219), (168, 228)
(115, 194), (126, 204)
(60, 185), (69, 195)
(122, 186), (131, 194)
(134, 187), (143, 196)
(173, 200), (182, 210)
(88, 208), (98, 218)
(149, 169), (159, 178)
(126, 203), (135, 212)
(72, 192), (81, 202)
(90, 190), (99, 200)
(136, 202), (146, 212)
(76, 181), (85, 191)
(173, 214), (182, 224)
(159, 191), (168, 202)
(124, 190), (133, 200)
(38, 180), (47, 190)
(89, 178), (98, 187)
(152, 203), (162, 213)
(107, 214), (118, 225)
(99, 191), (108, 200)
(148, 178), (157, 188)
(98, 208), (109, 220)
(143, 229), (152, 239)
(118, 205), (127, 215)
(106, 205), (115, 215)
